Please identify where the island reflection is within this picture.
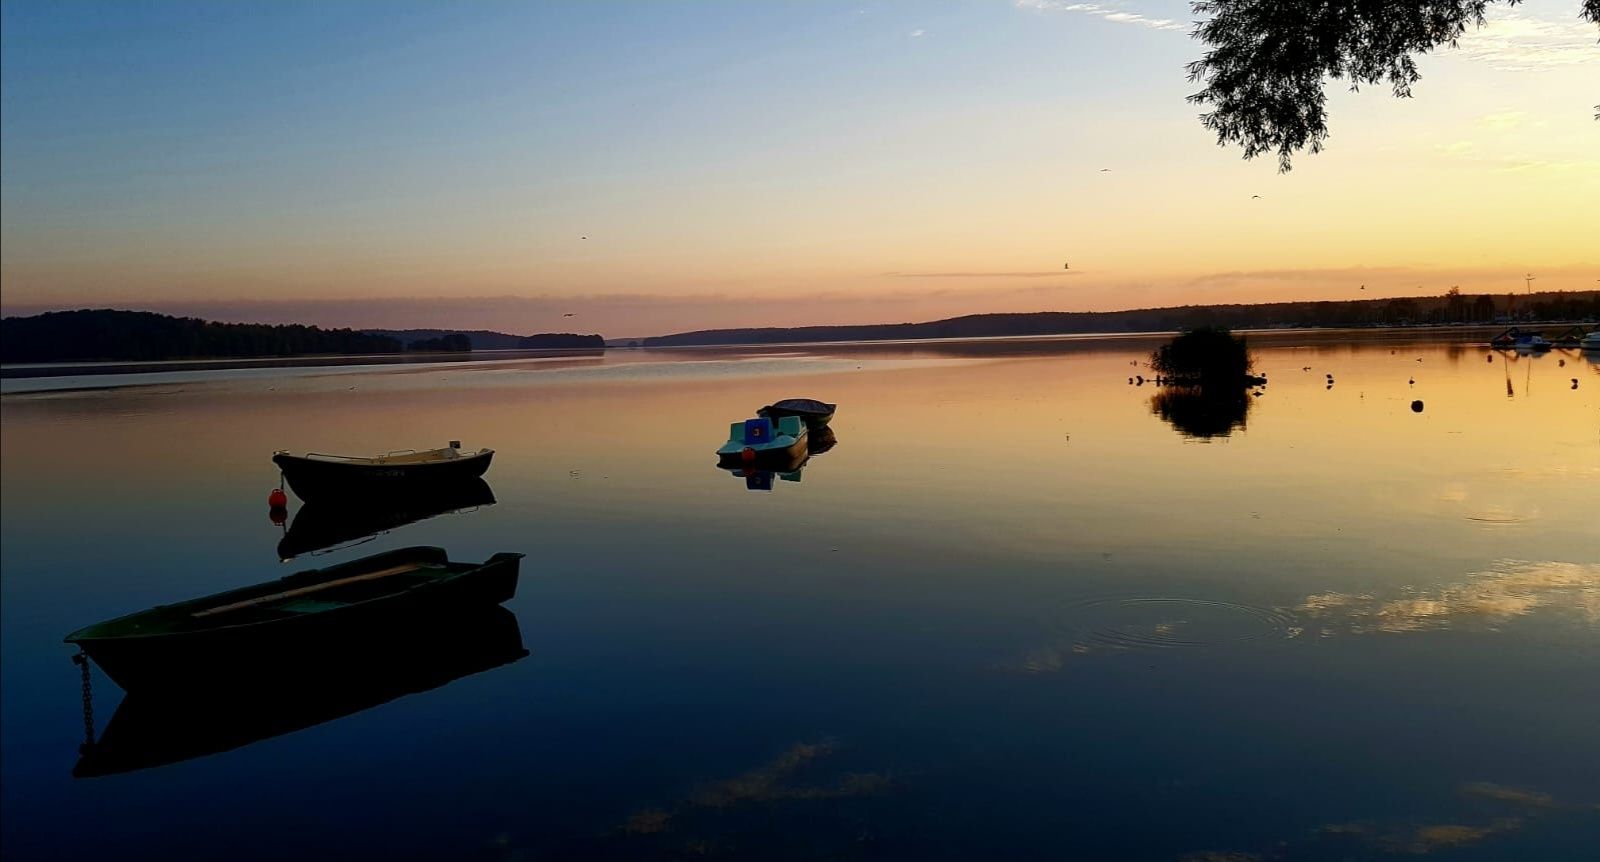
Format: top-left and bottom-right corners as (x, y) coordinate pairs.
(1149, 386), (1253, 439)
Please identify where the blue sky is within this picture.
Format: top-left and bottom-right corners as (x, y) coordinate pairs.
(3, 1), (1596, 335)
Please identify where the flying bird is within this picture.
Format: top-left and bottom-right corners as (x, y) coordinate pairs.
(1251, 195), (1261, 199)
(563, 313), (576, 317)
(1098, 168), (1111, 172)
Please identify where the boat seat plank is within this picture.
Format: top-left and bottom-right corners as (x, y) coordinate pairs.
(192, 563), (433, 619)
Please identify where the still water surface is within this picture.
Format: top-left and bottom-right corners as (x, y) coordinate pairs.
(2, 334), (1597, 860)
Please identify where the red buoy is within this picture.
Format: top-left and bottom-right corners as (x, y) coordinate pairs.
(268, 488), (288, 508)
(741, 446), (756, 463)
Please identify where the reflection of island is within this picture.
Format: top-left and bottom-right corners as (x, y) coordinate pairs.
(1149, 387), (1252, 439)
(718, 428), (836, 491)
(277, 479), (496, 559)
(74, 605), (527, 777)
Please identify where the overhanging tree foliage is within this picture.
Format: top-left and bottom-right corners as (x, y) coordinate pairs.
(1187, 0), (1600, 170)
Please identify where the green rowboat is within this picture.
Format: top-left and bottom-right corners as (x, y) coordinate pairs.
(716, 415), (808, 467)
(64, 546), (523, 693)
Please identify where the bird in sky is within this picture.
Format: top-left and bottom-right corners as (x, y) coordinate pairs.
(563, 313), (576, 317)
(580, 236), (587, 240)
(1251, 195), (1261, 199)
(1098, 168), (1110, 172)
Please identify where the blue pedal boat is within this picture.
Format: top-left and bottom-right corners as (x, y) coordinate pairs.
(716, 415), (808, 467)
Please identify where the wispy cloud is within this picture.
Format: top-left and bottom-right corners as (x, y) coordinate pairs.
(1016, 0), (1187, 33)
(883, 270), (1081, 278)
(1434, 139), (1600, 173)
(1452, 9), (1600, 71)
(1477, 110), (1528, 130)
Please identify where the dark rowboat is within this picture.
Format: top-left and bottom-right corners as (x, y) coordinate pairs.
(758, 398), (836, 429)
(272, 442), (493, 502)
(64, 546), (523, 693)
(73, 606), (527, 778)
(276, 479), (496, 560)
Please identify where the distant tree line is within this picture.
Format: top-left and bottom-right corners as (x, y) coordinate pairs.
(643, 290), (1600, 347)
(1, 309), (404, 363)
(518, 333), (605, 349)
(406, 333), (473, 352)
(365, 329), (605, 350)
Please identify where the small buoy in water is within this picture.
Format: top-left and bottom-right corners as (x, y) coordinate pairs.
(1128, 377), (1134, 384)
(1572, 378), (1580, 389)
(1411, 400), (1424, 413)
(1487, 355), (1493, 363)
(268, 488), (288, 508)
(741, 447), (756, 463)
(1558, 359), (1565, 367)
(1408, 378), (1414, 385)
(269, 505), (288, 526)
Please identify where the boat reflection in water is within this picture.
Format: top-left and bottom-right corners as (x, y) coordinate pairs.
(1149, 387), (1252, 440)
(276, 478), (496, 560)
(718, 428), (836, 491)
(73, 605), (527, 778)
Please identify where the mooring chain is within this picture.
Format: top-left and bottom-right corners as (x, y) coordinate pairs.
(72, 652), (95, 753)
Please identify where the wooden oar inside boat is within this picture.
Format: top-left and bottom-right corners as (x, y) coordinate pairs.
(191, 563), (428, 618)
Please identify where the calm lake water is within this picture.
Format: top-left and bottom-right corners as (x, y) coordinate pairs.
(2, 333), (1597, 861)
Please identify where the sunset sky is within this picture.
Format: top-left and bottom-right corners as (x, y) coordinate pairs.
(2, 0), (1597, 337)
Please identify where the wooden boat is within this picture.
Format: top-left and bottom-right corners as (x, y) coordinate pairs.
(64, 547), (523, 693)
(73, 606), (526, 778)
(276, 479), (496, 560)
(758, 398), (836, 429)
(716, 415), (808, 467)
(272, 442), (492, 502)
(808, 426), (838, 456)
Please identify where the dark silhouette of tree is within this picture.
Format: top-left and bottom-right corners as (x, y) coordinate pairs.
(1188, 1), (1600, 170)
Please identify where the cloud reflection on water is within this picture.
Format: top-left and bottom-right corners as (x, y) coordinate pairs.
(1298, 560), (1600, 634)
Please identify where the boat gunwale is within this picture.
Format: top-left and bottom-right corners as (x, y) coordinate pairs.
(63, 548), (522, 645)
(273, 448), (494, 468)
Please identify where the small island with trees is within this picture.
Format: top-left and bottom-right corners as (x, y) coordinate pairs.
(1147, 327), (1261, 440)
